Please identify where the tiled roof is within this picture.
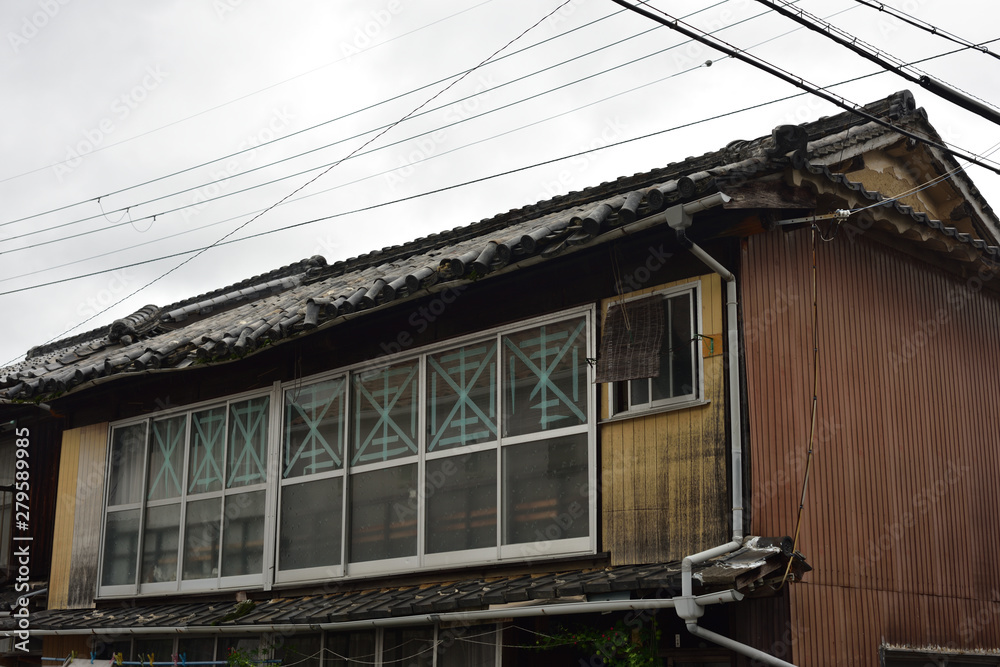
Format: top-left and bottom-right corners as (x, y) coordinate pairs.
(15, 537), (806, 632)
(2, 90), (997, 401)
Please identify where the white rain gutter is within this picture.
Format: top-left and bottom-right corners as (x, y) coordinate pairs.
(641, 194), (796, 667)
(9, 591), (743, 637)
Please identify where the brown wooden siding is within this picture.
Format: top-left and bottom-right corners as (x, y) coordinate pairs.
(49, 423), (107, 609)
(742, 229), (1000, 665)
(600, 274), (729, 564)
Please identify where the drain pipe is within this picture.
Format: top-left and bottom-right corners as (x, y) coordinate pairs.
(654, 195), (797, 667)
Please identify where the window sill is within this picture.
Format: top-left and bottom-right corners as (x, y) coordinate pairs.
(600, 398), (710, 424)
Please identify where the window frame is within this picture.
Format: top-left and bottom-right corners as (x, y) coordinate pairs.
(99, 306), (597, 598)
(607, 281), (706, 418)
(98, 385), (280, 599)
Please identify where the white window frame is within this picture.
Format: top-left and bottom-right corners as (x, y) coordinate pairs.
(608, 281), (706, 417)
(99, 306), (597, 598)
(98, 385), (280, 599)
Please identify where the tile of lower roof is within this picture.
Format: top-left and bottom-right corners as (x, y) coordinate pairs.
(17, 546), (799, 632)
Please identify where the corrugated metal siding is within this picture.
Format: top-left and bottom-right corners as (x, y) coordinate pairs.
(600, 274), (729, 564)
(742, 229), (1000, 664)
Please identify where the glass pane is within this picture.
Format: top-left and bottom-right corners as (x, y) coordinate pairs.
(426, 451), (497, 553)
(141, 503), (180, 583)
(133, 638), (173, 665)
(503, 434), (590, 545)
(148, 415), (187, 501)
(427, 341), (498, 452)
(502, 317), (588, 436)
(349, 464), (417, 563)
(101, 509), (140, 586)
(108, 423), (147, 506)
(629, 377), (649, 406)
(276, 633), (321, 667)
(177, 638), (215, 663)
(439, 625), (497, 667)
(183, 497), (221, 580)
(284, 378), (346, 478)
(326, 632), (376, 667)
(227, 396), (270, 488)
(382, 627), (434, 667)
(221, 491), (266, 577)
(652, 293), (694, 401)
(279, 477), (343, 571)
(352, 361), (419, 465)
(189, 406), (226, 494)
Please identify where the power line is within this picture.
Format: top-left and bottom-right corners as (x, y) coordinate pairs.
(848, 0), (1000, 61)
(5, 1), (760, 250)
(0, 0), (501, 190)
(0, 2), (631, 229)
(751, 0), (1000, 126)
(12, 0), (578, 359)
(611, 0), (1000, 177)
(6, 26), (996, 288)
(10, 42), (992, 296)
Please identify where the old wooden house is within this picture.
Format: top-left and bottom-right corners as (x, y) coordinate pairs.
(1, 90), (998, 666)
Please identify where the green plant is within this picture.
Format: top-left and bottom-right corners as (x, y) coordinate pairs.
(225, 644), (271, 667)
(535, 617), (660, 666)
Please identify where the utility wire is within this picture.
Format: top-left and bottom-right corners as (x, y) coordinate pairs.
(0, 2), (631, 229)
(7, 33), (998, 288)
(12, 0), (577, 358)
(610, 0), (1000, 177)
(0, 0), (501, 190)
(751, 0), (1000, 125)
(848, 0), (1000, 61)
(5, 1), (774, 250)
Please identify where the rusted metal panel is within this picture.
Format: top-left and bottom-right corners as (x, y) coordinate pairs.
(742, 228), (1000, 663)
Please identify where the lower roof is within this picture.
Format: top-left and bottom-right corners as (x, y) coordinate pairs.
(14, 537), (806, 635)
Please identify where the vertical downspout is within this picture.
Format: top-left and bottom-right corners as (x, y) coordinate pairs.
(662, 197), (797, 667)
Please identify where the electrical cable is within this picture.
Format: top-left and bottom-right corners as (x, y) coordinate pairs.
(9, 0), (578, 359)
(0, 1), (737, 245)
(0, 0), (502, 190)
(8, 36), (999, 291)
(12, 35), (993, 287)
(610, 0), (1000, 176)
(848, 0), (1000, 61)
(750, 0), (1000, 125)
(0, 1), (634, 228)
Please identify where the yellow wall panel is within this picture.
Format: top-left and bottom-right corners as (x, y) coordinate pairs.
(48, 427), (81, 610)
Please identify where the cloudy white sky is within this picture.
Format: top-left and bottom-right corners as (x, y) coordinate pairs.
(2, 0), (999, 367)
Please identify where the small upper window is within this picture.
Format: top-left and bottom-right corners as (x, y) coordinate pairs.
(599, 284), (702, 415)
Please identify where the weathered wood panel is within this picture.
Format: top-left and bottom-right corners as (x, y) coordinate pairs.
(67, 423), (108, 608)
(600, 274), (729, 564)
(48, 427), (80, 610)
(743, 228), (1000, 664)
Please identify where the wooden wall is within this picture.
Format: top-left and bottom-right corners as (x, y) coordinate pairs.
(49, 423), (107, 609)
(600, 273), (730, 564)
(742, 228), (1000, 665)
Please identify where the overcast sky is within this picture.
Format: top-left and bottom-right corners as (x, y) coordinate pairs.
(2, 0), (999, 367)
